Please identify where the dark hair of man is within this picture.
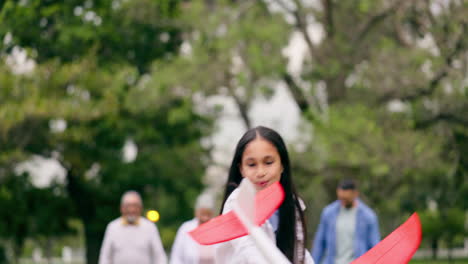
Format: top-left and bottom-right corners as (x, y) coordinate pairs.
(337, 179), (357, 190)
(219, 126), (307, 262)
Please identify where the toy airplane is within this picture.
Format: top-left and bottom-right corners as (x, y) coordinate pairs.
(189, 180), (285, 245)
(189, 180), (422, 264)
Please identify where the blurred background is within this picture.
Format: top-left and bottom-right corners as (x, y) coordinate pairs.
(0, 0), (467, 263)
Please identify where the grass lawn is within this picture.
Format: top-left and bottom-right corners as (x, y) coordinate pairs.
(410, 259), (468, 264)
(19, 258), (468, 264)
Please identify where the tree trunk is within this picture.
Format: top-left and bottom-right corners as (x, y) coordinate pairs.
(45, 238), (53, 264)
(84, 224), (104, 264)
(66, 167), (102, 264)
(13, 237), (24, 264)
(431, 238), (438, 259)
(447, 240), (453, 263)
(0, 244), (6, 264)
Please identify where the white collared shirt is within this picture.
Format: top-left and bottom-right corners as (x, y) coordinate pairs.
(170, 218), (215, 264)
(99, 216), (167, 264)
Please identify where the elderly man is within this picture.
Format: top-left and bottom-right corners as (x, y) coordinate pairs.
(99, 191), (167, 264)
(170, 194), (216, 264)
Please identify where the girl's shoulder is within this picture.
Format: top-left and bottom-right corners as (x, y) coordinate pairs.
(222, 188), (240, 214)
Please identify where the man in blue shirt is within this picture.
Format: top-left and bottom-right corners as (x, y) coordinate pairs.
(311, 179), (380, 264)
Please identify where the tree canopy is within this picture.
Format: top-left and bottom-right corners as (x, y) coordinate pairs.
(1, 0), (466, 263)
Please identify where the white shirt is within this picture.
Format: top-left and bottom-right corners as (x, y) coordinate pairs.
(170, 218), (215, 264)
(99, 217), (168, 264)
(335, 206), (357, 264)
(215, 188), (315, 264)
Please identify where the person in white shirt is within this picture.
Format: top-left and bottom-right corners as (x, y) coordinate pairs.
(170, 194), (216, 264)
(99, 191), (168, 264)
(216, 126), (314, 264)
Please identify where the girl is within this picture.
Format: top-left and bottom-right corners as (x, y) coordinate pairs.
(216, 126), (314, 264)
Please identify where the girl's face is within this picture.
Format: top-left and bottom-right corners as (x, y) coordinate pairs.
(240, 137), (283, 191)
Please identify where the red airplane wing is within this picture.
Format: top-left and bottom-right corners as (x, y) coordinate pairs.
(351, 213), (422, 264)
(190, 182), (422, 264)
(189, 182), (284, 245)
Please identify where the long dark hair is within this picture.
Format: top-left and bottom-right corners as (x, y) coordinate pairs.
(219, 126), (307, 262)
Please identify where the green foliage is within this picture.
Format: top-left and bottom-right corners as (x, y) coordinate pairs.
(279, 0), (468, 249)
(0, 172), (76, 261)
(420, 210), (445, 242)
(0, 0), (212, 260)
(293, 103), (454, 237)
(145, 0), (290, 120)
(443, 208), (466, 244)
(1, 0), (467, 262)
(0, 53), (213, 263)
(0, 0), (182, 71)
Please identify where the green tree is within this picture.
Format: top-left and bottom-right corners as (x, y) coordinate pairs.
(265, 0), (467, 243)
(0, 171), (76, 264)
(161, 0), (468, 246)
(1, 1), (216, 263)
(0, 56), (213, 263)
(0, 173), (34, 263)
(0, 0), (182, 71)
(420, 210), (444, 259)
(147, 0), (291, 128)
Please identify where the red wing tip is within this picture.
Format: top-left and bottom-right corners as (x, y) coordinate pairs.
(410, 212), (422, 243)
(189, 182), (285, 245)
(350, 212), (422, 264)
